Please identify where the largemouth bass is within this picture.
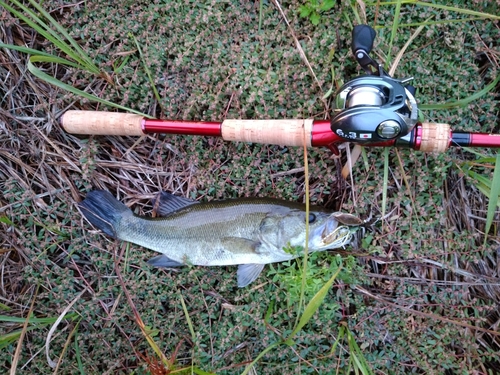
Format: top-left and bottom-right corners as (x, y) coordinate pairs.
(79, 190), (360, 287)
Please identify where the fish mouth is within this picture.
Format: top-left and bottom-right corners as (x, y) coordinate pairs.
(319, 217), (352, 248)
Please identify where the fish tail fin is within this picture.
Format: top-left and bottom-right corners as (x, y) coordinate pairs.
(79, 190), (131, 238)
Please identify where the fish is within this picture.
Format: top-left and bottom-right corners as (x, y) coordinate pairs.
(79, 190), (360, 287)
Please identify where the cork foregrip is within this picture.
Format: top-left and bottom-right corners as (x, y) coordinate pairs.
(221, 119), (313, 147)
(419, 122), (451, 153)
(61, 111), (144, 136)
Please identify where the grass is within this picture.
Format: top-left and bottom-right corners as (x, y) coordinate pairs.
(0, 0), (151, 117)
(456, 150), (500, 244)
(1, 0), (499, 374)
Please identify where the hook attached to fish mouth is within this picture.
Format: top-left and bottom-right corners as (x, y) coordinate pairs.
(320, 217), (353, 248)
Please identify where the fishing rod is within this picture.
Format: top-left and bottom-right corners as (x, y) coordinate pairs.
(61, 25), (500, 154)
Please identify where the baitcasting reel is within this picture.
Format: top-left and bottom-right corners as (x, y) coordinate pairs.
(331, 25), (419, 143)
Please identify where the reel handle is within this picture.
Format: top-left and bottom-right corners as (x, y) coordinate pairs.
(351, 25), (376, 55)
(351, 25), (380, 74)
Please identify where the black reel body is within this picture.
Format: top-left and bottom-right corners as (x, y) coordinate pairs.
(331, 76), (417, 142)
(331, 25), (419, 144)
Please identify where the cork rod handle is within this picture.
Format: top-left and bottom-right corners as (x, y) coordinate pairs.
(61, 110), (144, 136)
(419, 122), (451, 153)
(221, 119), (313, 147)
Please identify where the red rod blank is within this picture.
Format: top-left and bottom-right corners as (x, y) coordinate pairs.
(143, 119), (222, 136)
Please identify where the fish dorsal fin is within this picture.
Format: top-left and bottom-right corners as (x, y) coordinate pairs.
(153, 192), (199, 216)
(237, 264), (266, 287)
(147, 254), (184, 268)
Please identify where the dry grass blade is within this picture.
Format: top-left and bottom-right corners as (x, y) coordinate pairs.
(9, 286), (38, 375)
(388, 23), (426, 76)
(53, 319), (81, 375)
(45, 289), (85, 368)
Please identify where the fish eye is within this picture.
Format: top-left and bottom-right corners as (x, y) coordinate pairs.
(307, 213), (316, 223)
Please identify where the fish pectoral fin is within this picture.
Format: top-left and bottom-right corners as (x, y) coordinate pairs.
(147, 255), (184, 268)
(237, 264), (266, 288)
(221, 237), (266, 254)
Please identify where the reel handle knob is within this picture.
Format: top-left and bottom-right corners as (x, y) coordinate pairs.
(351, 25), (376, 55)
(351, 25), (379, 74)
